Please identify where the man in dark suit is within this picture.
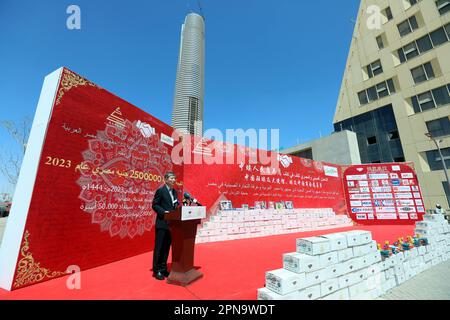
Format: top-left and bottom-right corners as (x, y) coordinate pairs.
(151, 171), (179, 280)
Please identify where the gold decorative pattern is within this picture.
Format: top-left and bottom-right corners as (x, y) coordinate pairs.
(13, 230), (67, 288)
(55, 69), (97, 105)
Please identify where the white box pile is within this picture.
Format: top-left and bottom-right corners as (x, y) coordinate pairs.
(195, 208), (354, 243)
(258, 216), (450, 300)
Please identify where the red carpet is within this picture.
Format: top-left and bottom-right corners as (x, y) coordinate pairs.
(0, 224), (414, 300)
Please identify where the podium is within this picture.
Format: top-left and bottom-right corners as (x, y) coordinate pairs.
(165, 206), (206, 286)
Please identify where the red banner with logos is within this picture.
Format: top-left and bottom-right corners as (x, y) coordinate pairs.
(10, 68), (183, 289)
(342, 163), (425, 225)
(182, 136), (347, 217)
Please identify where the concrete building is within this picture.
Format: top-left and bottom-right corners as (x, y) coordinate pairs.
(333, 0), (450, 210)
(172, 13), (205, 136)
(282, 130), (362, 165)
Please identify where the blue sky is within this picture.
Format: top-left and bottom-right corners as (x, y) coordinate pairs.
(0, 0), (360, 193)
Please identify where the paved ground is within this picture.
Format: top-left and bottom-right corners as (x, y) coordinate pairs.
(378, 259), (450, 300)
(0, 217), (7, 247)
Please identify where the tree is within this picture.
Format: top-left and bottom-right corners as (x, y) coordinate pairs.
(0, 117), (31, 188)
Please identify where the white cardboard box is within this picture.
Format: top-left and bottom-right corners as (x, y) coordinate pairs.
(324, 263), (345, 279)
(345, 230), (372, 246)
(352, 243), (372, 257)
(305, 269), (327, 287)
(257, 287), (301, 300)
(342, 258), (362, 274)
(318, 251), (339, 268)
(338, 271), (360, 288)
(266, 269), (307, 295)
(416, 221), (439, 229)
(366, 251), (382, 264)
(321, 287), (350, 300)
(423, 214), (446, 222)
(395, 274), (406, 285)
(365, 274), (383, 291)
(365, 264), (382, 278)
(320, 233), (348, 251)
(385, 267), (395, 280)
(418, 246), (427, 255)
(297, 284), (321, 300)
(320, 278), (340, 296)
(283, 252), (321, 273)
(296, 237), (331, 255)
(348, 281), (367, 298)
(393, 264), (404, 275)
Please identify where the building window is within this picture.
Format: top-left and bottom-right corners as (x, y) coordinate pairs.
(412, 84), (450, 113)
(357, 79), (396, 106)
(376, 35), (385, 49)
(397, 25), (450, 63)
(366, 60), (383, 78)
(383, 7), (393, 21)
(188, 97), (199, 135)
(376, 82), (389, 98)
(426, 117), (450, 138)
(404, 42), (419, 61)
(387, 79), (396, 94)
(433, 86), (450, 106)
(397, 16), (419, 37)
(436, 0), (450, 15)
(411, 62), (435, 84)
(426, 147), (450, 171)
(416, 34), (433, 53)
(367, 136), (377, 145)
(388, 131), (400, 140)
(443, 182), (450, 207)
(430, 27), (448, 46)
(358, 91), (369, 105)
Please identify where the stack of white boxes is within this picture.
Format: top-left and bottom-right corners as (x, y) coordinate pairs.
(258, 218), (450, 300)
(195, 208), (354, 244)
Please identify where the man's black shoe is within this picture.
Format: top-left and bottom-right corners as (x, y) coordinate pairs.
(153, 271), (165, 281)
(162, 270), (170, 277)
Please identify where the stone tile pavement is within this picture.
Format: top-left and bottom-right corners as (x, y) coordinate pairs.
(378, 259), (450, 300)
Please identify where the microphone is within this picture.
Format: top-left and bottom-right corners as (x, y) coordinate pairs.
(183, 192), (202, 206)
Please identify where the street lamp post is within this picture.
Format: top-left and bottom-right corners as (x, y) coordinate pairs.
(425, 132), (450, 202)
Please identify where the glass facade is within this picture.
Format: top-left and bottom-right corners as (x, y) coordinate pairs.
(426, 117), (450, 138)
(334, 104), (405, 164)
(426, 147), (450, 171)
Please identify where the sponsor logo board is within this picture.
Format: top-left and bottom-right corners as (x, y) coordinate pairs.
(375, 207), (397, 213)
(372, 187), (392, 193)
(346, 174), (367, 180)
(376, 213), (398, 220)
(373, 193), (393, 199)
(349, 194), (371, 199)
(369, 174), (389, 179)
(395, 193), (413, 199)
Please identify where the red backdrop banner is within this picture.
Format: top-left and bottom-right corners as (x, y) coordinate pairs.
(182, 137), (347, 218)
(11, 68), (183, 289)
(342, 163), (425, 225)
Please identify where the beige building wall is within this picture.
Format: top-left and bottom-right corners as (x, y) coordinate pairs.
(334, 0), (450, 210)
(282, 130), (362, 165)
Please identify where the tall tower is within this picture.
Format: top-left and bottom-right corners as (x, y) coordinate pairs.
(334, 0), (450, 210)
(172, 13), (205, 136)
